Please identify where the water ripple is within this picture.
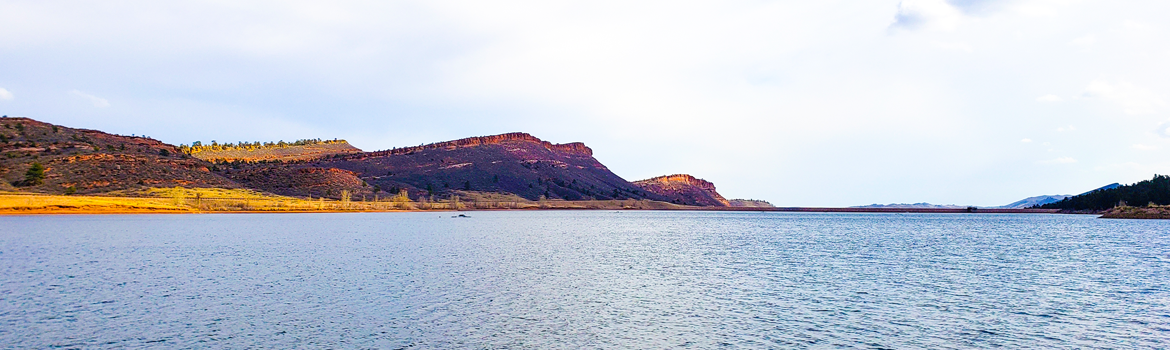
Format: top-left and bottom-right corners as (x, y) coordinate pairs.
(1, 212), (1168, 348)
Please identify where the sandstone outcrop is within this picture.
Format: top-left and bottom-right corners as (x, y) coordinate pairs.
(633, 174), (730, 207)
(346, 132), (592, 161)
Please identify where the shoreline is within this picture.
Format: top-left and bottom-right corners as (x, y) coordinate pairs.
(0, 192), (1077, 216)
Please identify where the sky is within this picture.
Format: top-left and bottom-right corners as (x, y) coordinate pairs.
(1, 0), (1168, 206)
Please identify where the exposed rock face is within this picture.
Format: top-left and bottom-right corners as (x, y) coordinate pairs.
(0, 117), (239, 194)
(633, 174), (730, 207)
(346, 132), (592, 160)
(305, 133), (662, 201)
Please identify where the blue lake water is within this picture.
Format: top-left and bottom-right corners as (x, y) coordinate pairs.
(1, 211), (1168, 348)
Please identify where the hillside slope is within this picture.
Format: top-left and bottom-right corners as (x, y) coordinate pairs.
(633, 174), (730, 206)
(0, 117), (239, 194)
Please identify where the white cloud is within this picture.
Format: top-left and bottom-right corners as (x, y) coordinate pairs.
(1, 0), (1169, 206)
(1057, 125), (1075, 132)
(1155, 121), (1170, 138)
(1020, 138), (1032, 143)
(0, 88), (12, 100)
(70, 90), (110, 108)
(891, 0), (964, 31)
(1042, 156), (1077, 164)
(1036, 94), (1062, 102)
(1083, 80), (1164, 115)
(1132, 144), (1158, 151)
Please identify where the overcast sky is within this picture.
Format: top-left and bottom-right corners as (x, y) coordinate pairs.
(2, 0), (1168, 206)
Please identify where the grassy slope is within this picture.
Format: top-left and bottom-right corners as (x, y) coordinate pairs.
(1099, 205), (1170, 219)
(189, 142), (361, 162)
(1, 188), (693, 214)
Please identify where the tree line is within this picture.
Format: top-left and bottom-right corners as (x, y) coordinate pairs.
(180, 138), (346, 155)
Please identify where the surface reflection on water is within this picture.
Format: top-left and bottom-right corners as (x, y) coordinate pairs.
(1, 211), (1168, 348)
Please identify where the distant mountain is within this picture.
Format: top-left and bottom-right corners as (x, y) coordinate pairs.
(0, 117), (238, 194)
(996, 195), (1071, 209)
(1082, 183), (1121, 194)
(1039, 176), (1169, 211)
(852, 203), (966, 209)
(728, 199), (773, 208)
(633, 174), (730, 206)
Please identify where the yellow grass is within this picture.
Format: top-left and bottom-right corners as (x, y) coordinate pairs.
(0, 188), (693, 214)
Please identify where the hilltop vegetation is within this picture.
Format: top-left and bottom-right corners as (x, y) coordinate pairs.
(728, 199), (773, 208)
(1038, 175), (1170, 211)
(182, 139), (360, 162)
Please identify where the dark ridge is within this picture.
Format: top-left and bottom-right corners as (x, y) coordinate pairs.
(1037, 175), (1170, 211)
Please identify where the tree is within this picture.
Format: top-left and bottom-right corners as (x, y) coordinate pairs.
(24, 162), (45, 186)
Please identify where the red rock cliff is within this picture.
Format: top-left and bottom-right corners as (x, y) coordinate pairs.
(354, 132), (592, 159)
(633, 174), (730, 207)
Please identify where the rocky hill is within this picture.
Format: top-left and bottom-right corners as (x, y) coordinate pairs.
(234, 132), (673, 202)
(1, 118), (747, 206)
(633, 174), (730, 206)
(0, 117), (238, 194)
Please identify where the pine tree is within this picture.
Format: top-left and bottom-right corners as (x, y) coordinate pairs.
(24, 163), (45, 186)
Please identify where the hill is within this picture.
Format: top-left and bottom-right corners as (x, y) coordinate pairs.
(996, 195), (1071, 209)
(231, 132), (675, 202)
(632, 174), (730, 206)
(852, 203), (966, 209)
(0, 117), (238, 194)
(186, 139), (361, 162)
(0, 118), (748, 207)
(728, 199), (773, 208)
(1038, 176), (1170, 211)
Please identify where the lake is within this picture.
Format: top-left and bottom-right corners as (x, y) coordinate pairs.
(1, 211), (1167, 348)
